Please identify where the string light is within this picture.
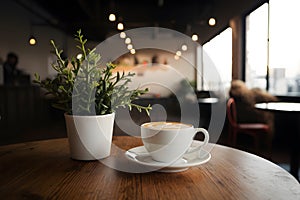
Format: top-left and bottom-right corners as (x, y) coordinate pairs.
(28, 36), (37, 46)
(76, 54), (83, 60)
(125, 37), (131, 44)
(120, 32), (126, 38)
(130, 49), (136, 54)
(109, 13), (116, 22)
(192, 34), (198, 41)
(117, 22), (124, 30)
(181, 44), (188, 51)
(127, 44), (133, 50)
(208, 17), (216, 26)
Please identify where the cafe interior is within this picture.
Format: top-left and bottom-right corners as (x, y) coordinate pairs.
(0, 0), (300, 197)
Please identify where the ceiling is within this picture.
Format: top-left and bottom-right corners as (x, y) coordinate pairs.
(16, 0), (266, 44)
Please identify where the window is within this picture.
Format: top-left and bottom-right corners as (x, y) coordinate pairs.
(269, 0), (300, 95)
(246, 0), (300, 95)
(245, 3), (268, 89)
(199, 27), (232, 91)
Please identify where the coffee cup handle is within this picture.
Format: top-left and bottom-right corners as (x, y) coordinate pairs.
(185, 128), (209, 154)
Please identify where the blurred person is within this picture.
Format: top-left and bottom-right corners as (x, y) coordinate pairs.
(3, 52), (21, 85)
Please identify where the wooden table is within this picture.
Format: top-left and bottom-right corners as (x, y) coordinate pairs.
(255, 102), (300, 180)
(0, 136), (299, 199)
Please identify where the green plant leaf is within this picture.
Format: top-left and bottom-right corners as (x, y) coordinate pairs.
(33, 30), (152, 116)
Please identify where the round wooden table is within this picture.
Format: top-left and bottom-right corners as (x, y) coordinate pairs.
(0, 136), (299, 199)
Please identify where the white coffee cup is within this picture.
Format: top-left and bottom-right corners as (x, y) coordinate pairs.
(141, 121), (209, 163)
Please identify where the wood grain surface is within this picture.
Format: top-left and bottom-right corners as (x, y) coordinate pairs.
(0, 136), (299, 199)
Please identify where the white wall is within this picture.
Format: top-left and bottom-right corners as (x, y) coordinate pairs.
(0, 1), (81, 80)
(114, 48), (196, 97)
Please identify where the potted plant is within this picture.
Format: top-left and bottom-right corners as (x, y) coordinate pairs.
(34, 30), (151, 160)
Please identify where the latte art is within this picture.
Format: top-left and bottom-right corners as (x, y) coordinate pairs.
(142, 122), (192, 130)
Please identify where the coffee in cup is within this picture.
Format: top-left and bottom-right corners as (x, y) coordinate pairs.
(141, 121), (209, 163)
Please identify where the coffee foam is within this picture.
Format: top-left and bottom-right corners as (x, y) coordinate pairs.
(142, 122), (192, 130)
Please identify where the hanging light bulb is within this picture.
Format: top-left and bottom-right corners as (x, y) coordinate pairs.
(109, 13), (116, 22)
(28, 23), (37, 46)
(130, 49), (136, 54)
(117, 22), (124, 30)
(28, 35), (37, 46)
(191, 34), (198, 41)
(125, 37), (131, 44)
(127, 44), (133, 50)
(208, 17), (216, 26)
(120, 32), (126, 39)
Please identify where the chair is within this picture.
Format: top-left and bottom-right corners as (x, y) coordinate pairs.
(226, 98), (272, 154)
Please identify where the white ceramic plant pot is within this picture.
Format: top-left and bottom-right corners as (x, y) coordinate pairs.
(64, 113), (115, 161)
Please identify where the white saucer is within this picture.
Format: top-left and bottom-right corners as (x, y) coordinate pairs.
(125, 140), (211, 172)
